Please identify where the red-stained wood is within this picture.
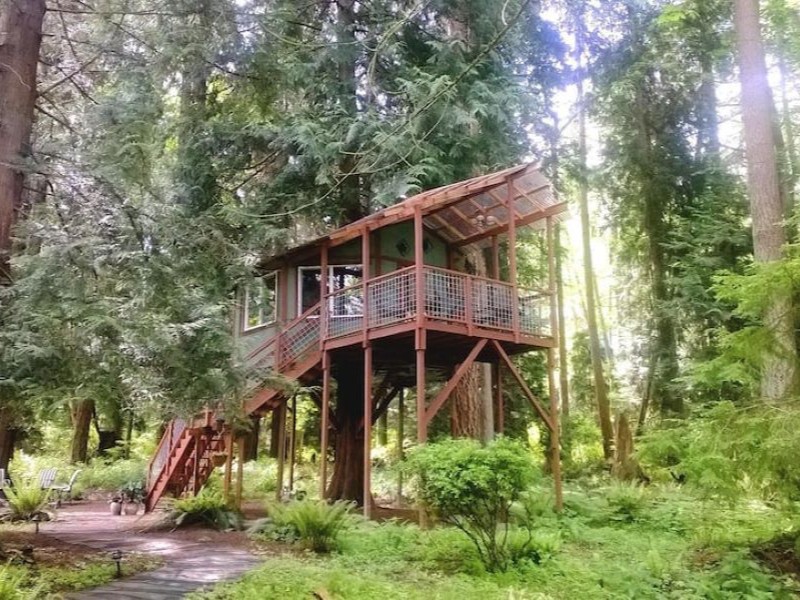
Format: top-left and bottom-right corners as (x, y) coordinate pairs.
(363, 344), (373, 518)
(320, 350), (330, 499)
(320, 243), (329, 348)
(506, 175), (521, 344)
(491, 340), (554, 432)
(416, 347), (427, 443)
(424, 339), (488, 424)
(454, 202), (568, 247)
(362, 227), (370, 346)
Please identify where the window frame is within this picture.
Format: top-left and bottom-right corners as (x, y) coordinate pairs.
(242, 271), (279, 332)
(297, 264), (363, 317)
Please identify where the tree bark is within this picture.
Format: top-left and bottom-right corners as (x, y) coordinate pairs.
(268, 409), (281, 458)
(734, 0), (797, 399)
(576, 20), (613, 458)
(0, 0), (46, 283)
(0, 408), (18, 474)
(242, 415), (260, 462)
(71, 399), (94, 464)
(327, 362), (366, 504)
(450, 364), (483, 438)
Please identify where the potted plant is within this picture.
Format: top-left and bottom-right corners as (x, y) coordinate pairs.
(109, 493), (123, 516)
(120, 481), (144, 516)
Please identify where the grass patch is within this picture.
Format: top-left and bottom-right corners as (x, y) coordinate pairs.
(192, 481), (800, 599)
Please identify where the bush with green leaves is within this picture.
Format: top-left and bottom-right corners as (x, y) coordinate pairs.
(605, 482), (649, 523)
(638, 401), (800, 504)
(0, 567), (43, 600)
(170, 488), (243, 531)
(252, 499), (355, 552)
(4, 480), (50, 521)
(402, 437), (539, 572)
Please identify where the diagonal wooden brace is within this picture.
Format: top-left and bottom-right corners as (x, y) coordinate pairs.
(424, 339), (488, 425)
(491, 340), (554, 432)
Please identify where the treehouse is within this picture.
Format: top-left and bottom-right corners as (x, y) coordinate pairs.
(145, 162), (568, 515)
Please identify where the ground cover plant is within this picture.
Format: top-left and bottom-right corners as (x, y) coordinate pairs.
(0, 529), (161, 597)
(250, 499), (356, 552)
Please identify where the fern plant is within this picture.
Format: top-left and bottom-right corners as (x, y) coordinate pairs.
(4, 481), (50, 521)
(266, 500), (355, 552)
(170, 488), (243, 531)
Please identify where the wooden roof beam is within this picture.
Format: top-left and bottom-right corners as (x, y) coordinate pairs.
(454, 201), (568, 247)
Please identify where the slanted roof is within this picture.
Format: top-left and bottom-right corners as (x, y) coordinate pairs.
(267, 162), (566, 265)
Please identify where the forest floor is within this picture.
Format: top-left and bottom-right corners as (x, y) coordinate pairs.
(190, 480), (800, 600)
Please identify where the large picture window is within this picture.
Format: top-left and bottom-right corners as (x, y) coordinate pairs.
(298, 265), (363, 315)
(243, 272), (278, 331)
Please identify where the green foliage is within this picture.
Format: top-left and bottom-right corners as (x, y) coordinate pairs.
(4, 481), (50, 521)
(0, 567), (43, 600)
(638, 401), (800, 503)
(76, 459), (147, 494)
(171, 488), (243, 531)
(605, 482), (649, 523)
(403, 438), (538, 571)
(259, 500), (356, 553)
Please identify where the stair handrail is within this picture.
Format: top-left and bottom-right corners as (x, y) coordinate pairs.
(146, 418), (187, 492)
(245, 300), (323, 365)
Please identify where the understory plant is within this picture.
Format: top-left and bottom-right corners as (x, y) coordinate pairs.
(4, 480), (50, 521)
(403, 437), (538, 572)
(170, 487), (243, 531)
(253, 499), (355, 552)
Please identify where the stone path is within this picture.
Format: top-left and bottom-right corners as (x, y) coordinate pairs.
(42, 504), (261, 599)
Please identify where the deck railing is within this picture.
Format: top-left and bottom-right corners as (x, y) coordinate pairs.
(146, 418), (186, 490)
(324, 265), (551, 339)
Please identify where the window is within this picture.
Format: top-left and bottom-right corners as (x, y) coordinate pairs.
(243, 272), (278, 330)
(298, 265), (363, 316)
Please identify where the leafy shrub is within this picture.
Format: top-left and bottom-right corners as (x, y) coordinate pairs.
(402, 437), (538, 572)
(171, 488), (243, 530)
(506, 528), (561, 567)
(76, 459), (147, 494)
(4, 480), (50, 521)
(605, 482), (649, 523)
(260, 499), (355, 552)
(0, 567), (43, 600)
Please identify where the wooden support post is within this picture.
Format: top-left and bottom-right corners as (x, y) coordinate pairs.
(223, 429), (234, 503)
(320, 243), (329, 346)
(396, 388), (404, 503)
(491, 235), (500, 280)
(235, 436), (245, 510)
(424, 339), (487, 424)
(275, 401), (287, 501)
(414, 205), (425, 326)
(362, 227), (370, 345)
(492, 340), (555, 432)
(507, 176), (520, 342)
(494, 361), (504, 434)
(363, 344), (373, 518)
(546, 217), (563, 512)
(320, 351), (330, 500)
(192, 430), (201, 495)
(288, 394), (297, 492)
(416, 345), (427, 444)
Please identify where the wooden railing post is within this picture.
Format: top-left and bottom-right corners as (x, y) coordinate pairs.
(465, 276), (474, 335)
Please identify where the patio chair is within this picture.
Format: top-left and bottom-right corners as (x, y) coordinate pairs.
(38, 467), (58, 491)
(51, 469), (81, 507)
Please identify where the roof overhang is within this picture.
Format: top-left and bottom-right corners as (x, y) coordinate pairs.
(263, 162), (566, 267)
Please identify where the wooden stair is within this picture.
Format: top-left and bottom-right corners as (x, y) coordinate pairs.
(144, 303), (324, 512)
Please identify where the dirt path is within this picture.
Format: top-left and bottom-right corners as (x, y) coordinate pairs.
(42, 502), (261, 599)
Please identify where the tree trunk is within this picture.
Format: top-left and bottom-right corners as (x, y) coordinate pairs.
(575, 20), (613, 459)
(611, 412), (640, 480)
(734, 0), (797, 399)
(242, 415), (260, 462)
(0, 408), (18, 474)
(0, 0), (46, 283)
(450, 364), (483, 438)
(327, 362), (366, 504)
(268, 409), (281, 458)
(71, 399), (94, 464)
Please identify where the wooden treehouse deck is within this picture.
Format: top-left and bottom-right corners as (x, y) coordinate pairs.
(145, 162), (568, 513)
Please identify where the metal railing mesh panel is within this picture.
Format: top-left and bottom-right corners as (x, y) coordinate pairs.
(520, 293), (551, 336)
(278, 305), (321, 369)
(425, 268), (467, 322)
(368, 269), (416, 328)
(472, 278), (515, 331)
(327, 285), (364, 338)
